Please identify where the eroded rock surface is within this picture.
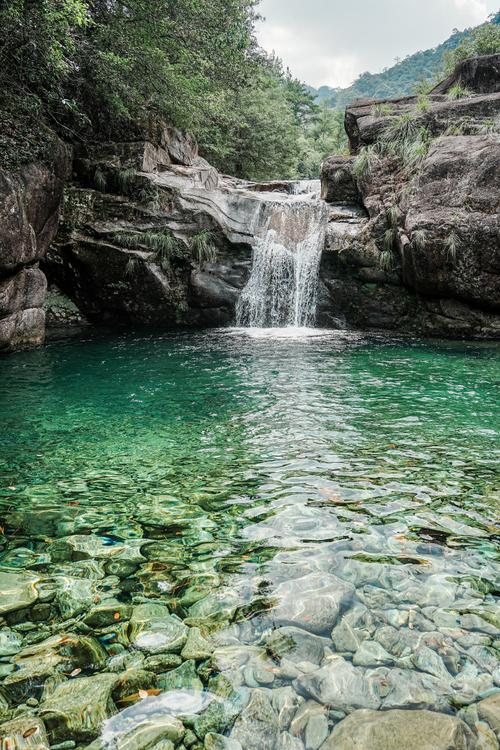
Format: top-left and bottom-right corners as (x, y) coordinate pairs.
(0, 136), (70, 353)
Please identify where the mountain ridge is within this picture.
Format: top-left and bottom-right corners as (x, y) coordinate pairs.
(309, 12), (500, 109)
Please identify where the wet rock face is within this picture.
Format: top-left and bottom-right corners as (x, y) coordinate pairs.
(45, 138), (253, 329)
(0, 138), (70, 353)
(320, 54), (500, 339)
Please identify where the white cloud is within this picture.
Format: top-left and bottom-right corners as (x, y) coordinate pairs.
(256, 0), (499, 87)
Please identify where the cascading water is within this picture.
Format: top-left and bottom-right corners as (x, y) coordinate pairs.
(236, 184), (328, 328)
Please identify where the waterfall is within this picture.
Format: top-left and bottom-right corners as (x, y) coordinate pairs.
(236, 185), (328, 328)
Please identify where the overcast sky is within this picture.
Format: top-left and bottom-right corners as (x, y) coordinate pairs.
(256, 0), (499, 88)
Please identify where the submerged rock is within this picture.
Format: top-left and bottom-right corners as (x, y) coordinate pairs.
(264, 627), (329, 665)
(0, 628), (22, 657)
(4, 633), (107, 704)
(0, 571), (39, 615)
(321, 708), (476, 749)
(477, 693), (500, 738)
(181, 628), (214, 661)
(294, 657), (380, 712)
(0, 716), (49, 750)
(158, 660), (203, 693)
(230, 690), (279, 750)
(204, 733), (243, 750)
(39, 673), (117, 742)
(129, 603), (188, 654)
(271, 573), (354, 635)
(105, 716), (184, 750)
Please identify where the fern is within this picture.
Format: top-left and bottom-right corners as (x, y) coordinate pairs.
(94, 167), (107, 192)
(191, 230), (217, 265)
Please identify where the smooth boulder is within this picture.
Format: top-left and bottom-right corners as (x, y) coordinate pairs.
(320, 708), (476, 750)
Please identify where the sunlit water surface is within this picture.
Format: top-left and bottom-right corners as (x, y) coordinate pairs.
(0, 329), (498, 747)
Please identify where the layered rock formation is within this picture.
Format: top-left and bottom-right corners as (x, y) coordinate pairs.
(320, 54), (500, 337)
(43, 132), (285, 329)
(0, 138), (70, 352)
(1, 55), (499, 352)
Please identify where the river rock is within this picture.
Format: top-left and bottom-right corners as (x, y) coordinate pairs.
(112, 669), (157, 703)
(158, 660), (203, 693)
(477, 693), (500, 737)
(230, 690), (279, 750)
(320, 708), (476, 749)
(181, 628), (214, 661)
(304, 711), (328, 750)
(278, 734), (305, 750)
(129, 603), (188, 654)
(0, 628), (22, 657)
(378, 667), (452, 712)
(144, 654), (183, 673)
(0, 716), (49, 750)
(204, 733), (243, 750)
(271, 687), (304, 730)
(39, 673), (117, 742)
(84, 601), (133, 628)
(187, 591), (240, 624)
(352, 641), (394, 667)
(271, 573), (354, 635)
(330, 604), (375, 653)
(108, 716), (184, 750)
(0, 571), (39, 616)
(55, 576), (95, 618)
(193, 677), (249, 740)
(4, 633), (107, 704)
(265, 627), (329, 665)
(294, 657), (380, 712)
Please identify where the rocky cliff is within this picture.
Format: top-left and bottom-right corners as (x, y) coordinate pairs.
(1, 55), (499, 352)
(0, 136), (70, 352)
(319, 54), (500, 338)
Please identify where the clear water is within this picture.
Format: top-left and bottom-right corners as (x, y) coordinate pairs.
(0, 329), (499, 746)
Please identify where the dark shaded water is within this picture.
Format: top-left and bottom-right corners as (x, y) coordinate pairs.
(0, 328), (498, 747)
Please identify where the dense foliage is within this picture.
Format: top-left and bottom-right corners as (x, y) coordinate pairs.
(310, 12), (500, 109)
(443, 16), (500, 72)
(0, 0), (344, 179)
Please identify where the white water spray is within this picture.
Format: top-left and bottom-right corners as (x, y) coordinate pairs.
(236, 184), (328, 328)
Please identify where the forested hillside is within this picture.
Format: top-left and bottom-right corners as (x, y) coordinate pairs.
(310, 11), (500, 109)
(0, 0), (345, 180)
